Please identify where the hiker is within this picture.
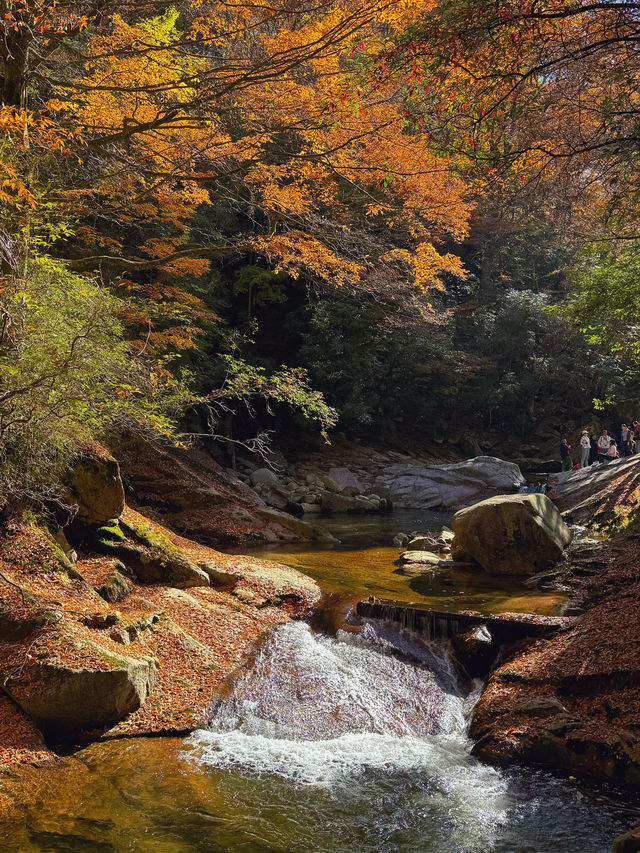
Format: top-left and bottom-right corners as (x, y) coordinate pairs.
(579, 430), (591, 468)
(560, 438), (573, 471)
(621, 424), (632, 457)
(607, 440), (620, 460)
(597, 430), (611, 461)
(589, 434), (599, 465)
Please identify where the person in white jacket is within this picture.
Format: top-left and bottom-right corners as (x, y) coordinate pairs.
(580, 430), (591, 468)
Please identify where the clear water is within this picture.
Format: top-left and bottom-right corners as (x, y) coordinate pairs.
(237, 509), (567, 620)
(0, 513), (634, 852)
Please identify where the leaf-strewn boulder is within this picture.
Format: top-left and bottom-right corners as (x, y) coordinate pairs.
(451, 493), (572, 576)
(4, 645), (158, 736)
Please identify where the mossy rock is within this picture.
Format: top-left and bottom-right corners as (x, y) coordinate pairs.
(101, 516), (209, 589)
(96, 567), (133, 603)
(3, 640), (158, 736)
(67, 453), (125, 526)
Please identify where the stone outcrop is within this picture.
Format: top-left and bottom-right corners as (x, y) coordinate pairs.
(372, 456), (525, 509)
(114, 438), (327, 546)
(67, 452), (125, 525)
(91, 511), (210, 589)
(468, 531), (640, 788)
(4, 644), (158, 736)
(324, 467), (364, 494)
(548, 455), (640, 528)
(451, 493), (572, 575)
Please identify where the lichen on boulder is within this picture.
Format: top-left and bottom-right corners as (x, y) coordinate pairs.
(67, 451), (125, 525)
(3, 642), (158, 736)
(98, 510), (210, 589)
(451, 493), (572, 576)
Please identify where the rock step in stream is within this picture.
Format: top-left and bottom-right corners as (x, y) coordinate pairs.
(356, 598), (576, 677)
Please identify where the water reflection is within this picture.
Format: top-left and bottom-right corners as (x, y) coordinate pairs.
(236, 510), (566, 617)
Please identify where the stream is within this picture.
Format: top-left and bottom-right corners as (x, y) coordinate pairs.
(0, 511), (636, 852)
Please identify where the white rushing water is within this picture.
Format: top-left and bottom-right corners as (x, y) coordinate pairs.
(184, 622), (627, 853)
(186, 623), (510, 843)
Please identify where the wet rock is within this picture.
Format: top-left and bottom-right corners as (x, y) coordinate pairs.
(399, 550), (444, 565)
(451, 624), (495, 678)
(5, 645), (158, 736)
(67, 452), (125, 525)
(372, 456), (525, 510)
(451, 493), (572, 576)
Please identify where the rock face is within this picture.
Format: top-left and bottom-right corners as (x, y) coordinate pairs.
(68, 452), (125, 525)
(468, 532), (640, 788)
(548, 455), (640, 527)
(372, 456), (525, 509)
(115, 438), (332, 546)
(451, 493), (572, 576)
(324, 467), (364, 494)
(5, 648), (158, 736)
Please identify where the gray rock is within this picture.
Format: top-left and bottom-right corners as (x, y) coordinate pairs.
(250, 468), (281, 488)
(5, 646), (158, 735)
(399, 550), (445, 565)
(372, 456), (525, 509)
(451, 493), (572, 576)
(325, 467), (364, 493)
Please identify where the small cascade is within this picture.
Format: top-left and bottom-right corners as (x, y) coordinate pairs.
(183, 620), (627, 853)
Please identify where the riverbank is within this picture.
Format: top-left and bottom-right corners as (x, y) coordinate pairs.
(0, 506), (320, 777)
(469, 527), (640, 786)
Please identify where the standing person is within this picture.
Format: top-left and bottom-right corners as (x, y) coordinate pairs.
(579, 431), (591, 468)
(621, 424), (632, 457)
(560, 438), (573, 471)
(589, 434), (599, 465)
(597, 430), (611, 460)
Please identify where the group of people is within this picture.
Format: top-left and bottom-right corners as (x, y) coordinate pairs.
(560, 422), (640, 470)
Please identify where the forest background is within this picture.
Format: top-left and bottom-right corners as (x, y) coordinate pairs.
(2, 0), (640, 504)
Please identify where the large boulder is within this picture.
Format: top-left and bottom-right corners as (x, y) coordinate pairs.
(116, 512), (210, 588)
(372, 456), (525, 509)
(548, 455), (640, 527)
(68, 452), (125, 525)
(5, 645), (158, 736)
(451, 493), (572, 576)
(324, 467), (364, 494)
(249, 468), (281, 488)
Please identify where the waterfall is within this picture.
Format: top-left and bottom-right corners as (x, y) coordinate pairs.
(186, 621), (502, 794)
(183, 621), (627, 853)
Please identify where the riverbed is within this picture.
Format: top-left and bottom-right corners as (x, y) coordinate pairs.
(0, 511), (636, 852)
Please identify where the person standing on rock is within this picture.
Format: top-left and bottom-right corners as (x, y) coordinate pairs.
(579, 431), (591, 468)
(589, 434), (599, 465)
(621, 424), (632, 457)
(560, 438), (573, 471)
(597, 430), (611, 461)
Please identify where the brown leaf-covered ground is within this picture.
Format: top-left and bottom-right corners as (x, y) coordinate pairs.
(470, 530), (640, 786)
(0, 508), (320, 772)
